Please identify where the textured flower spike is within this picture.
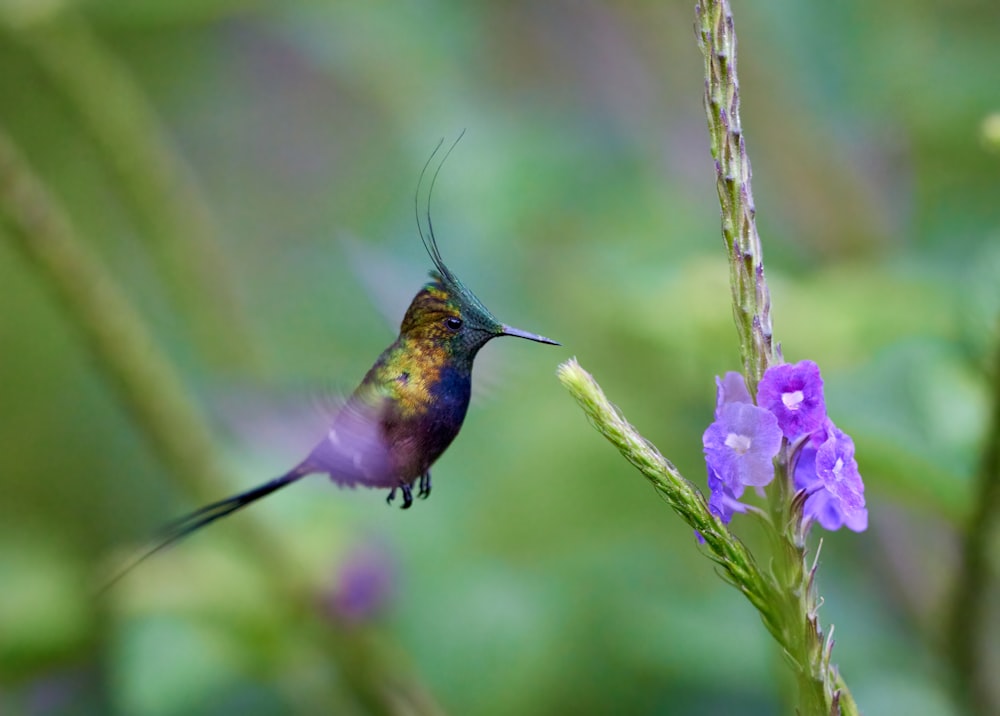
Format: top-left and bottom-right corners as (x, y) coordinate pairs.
(562, 3), (865, 710)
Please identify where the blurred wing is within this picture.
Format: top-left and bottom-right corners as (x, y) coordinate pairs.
(209, 381), (344, 461)
(306, 393), (399, 489)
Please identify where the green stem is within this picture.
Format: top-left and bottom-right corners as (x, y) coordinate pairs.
(11, 11), (262, 372)
(0, 125), (231, 504)
(560, 360), (780, 646)
(695, 0), (776, 394)
(946, 320), (1000, 716)
(695, 1), (856, 711)
(561, 357), (858, 714)
(694, 2), (858, 712)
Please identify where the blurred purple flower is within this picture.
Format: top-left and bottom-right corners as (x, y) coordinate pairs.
(22, 669), (83, 716)
(703, 401), (782, 496)
(794, 421), (867, 532)
(757, 360), (827, 440)
(326, 544), (396, 624)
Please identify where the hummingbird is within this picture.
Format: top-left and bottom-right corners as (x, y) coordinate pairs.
(112, 139), (559, 581)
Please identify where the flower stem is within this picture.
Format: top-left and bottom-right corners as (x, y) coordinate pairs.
(558, 360), (771, 616)
(694, 2), (858, 712)
(695, 0), (776, 394)
(559, 358), (858, 714)
(0, 125), (231, 505)
(946, 322), (1000, 715)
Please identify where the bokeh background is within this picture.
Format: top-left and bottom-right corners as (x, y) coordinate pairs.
(1, 1), (998, 714)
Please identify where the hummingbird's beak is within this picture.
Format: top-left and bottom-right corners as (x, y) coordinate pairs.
(501, 324), (560, 346)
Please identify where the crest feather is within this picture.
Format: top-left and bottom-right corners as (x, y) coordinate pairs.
(415, 132), (465, 284)
(412, 132), (498, 324)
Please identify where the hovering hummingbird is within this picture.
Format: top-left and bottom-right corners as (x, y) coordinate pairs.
(112, 140), (558, 581)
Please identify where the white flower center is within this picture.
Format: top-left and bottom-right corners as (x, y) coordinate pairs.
(725, 432), (752, 455)
(782, 390), (805, 411)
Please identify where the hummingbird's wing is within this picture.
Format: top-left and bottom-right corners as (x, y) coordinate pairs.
(305, 393), (402, 489)
(209, 382), (342, 462)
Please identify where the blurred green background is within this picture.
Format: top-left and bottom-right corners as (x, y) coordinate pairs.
(1, 0), (998, 714)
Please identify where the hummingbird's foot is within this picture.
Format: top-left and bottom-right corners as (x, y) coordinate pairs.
(418, 470), (432, 499)
(385, 484), (415, 509)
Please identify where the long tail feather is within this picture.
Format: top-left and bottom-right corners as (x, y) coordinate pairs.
(100, 464), (310, 593)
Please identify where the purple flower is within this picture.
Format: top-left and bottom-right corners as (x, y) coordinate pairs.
(715, 371), (752, 416)
(794, 421), (867, 532)
(704, 401), (782, 497)
(699, 371), (762, 531)
(702, 364), (867, 535)
(326, 544), (396, 624)
(707, 467), (749, 524)
(757, 360), (827, 440)
(696, 466), (750, 541)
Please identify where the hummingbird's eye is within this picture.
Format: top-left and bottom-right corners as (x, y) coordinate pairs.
(444, 316), (463, 332)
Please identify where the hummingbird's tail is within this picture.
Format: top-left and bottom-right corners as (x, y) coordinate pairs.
(100, 463), (312, 593)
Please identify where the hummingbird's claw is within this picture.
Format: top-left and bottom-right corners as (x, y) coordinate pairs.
(418, 470), (432, 499)
(386, 484), (415, 508)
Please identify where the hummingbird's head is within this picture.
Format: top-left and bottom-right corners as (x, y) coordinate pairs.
(398, 267), (558, 359)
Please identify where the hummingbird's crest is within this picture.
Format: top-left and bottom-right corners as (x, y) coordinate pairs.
(413, 132), (500, 329)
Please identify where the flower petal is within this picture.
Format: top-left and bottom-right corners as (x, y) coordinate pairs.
(703, 402), (782, 491)
(758, 360), (827, 440)
(715, 371), (752, 417)
(797, 421), (868, 532)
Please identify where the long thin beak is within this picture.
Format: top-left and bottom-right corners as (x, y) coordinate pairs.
(501, 324), (560, 345)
